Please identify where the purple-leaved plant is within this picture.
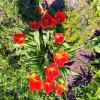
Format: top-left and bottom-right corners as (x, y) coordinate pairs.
(65, 50), (93, 99)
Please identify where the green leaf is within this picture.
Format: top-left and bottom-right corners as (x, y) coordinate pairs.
(43, 31), (50, 46)
(97, 5), (100, 11)
(62, 42), (70, 49)
(93, 59), (100, 64)
(33, 31), (40, 45)
(92, 36), (100, 41)
(94, 46), (100, 53)
(67, 47), (81, 54)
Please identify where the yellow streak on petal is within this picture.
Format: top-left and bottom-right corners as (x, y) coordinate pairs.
(55, 53), (62, 59)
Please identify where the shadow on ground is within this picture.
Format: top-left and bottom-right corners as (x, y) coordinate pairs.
(17, 0), (39, 23)
(17, 0), (65, 23)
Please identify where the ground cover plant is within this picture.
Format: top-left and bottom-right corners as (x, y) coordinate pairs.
(0, 0), (100, 100)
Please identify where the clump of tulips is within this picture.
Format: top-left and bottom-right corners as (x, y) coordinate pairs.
(13, 4), (69, 96)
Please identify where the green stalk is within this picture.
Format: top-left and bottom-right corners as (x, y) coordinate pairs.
(38, 28), (45, 52)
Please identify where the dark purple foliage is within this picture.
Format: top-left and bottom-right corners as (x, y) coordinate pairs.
(62, 89), (76, 100)
(43, 0), (65, 11)
(68, 71), (92, 87)
(95, 53), (100, 58)
(50, 0), (65, 11)
(67, 91), (76, 100)
(76, 50), (94, 63)
(66, 70), (92, 99)
(65, 50), (93, 92)
(90, 30), (100, 40)
(66, 50), (94, 74)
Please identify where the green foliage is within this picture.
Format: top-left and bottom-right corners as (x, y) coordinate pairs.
(92, 36), (100, 53)
(63, 0), (99, 49)
(90, 0), (100, 16)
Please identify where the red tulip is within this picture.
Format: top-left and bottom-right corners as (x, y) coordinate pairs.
(54, 32), (64, 44)
(29, 20), (41, 31)
(54, 11), (66, 24)
(41, 13), (57, 29)
(13, 33), (26, 44)
(54, 50), (69, 66)
(29, 74), (42, 92)
(43, 79), (55, 93)
(55, 83), (66, 96)
(46, 64), (60, 80)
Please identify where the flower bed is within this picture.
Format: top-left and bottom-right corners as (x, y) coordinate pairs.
(0, 0), (100, 99)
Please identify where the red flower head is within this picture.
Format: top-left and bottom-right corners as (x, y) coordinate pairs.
(54, 11), (66, 24)
(54, 32), (64, 44)
(29, 73), (42, 92)
(37, 7), (42, 13)
(55, 83), (66, 96)
(54, 50), (69, 66)
(29, 20), (41, 31)
(41, 13), (57, 29)
(13, 33), (26, 44)
(46, 64), (60, 80)
(43, 79), (55, 93)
